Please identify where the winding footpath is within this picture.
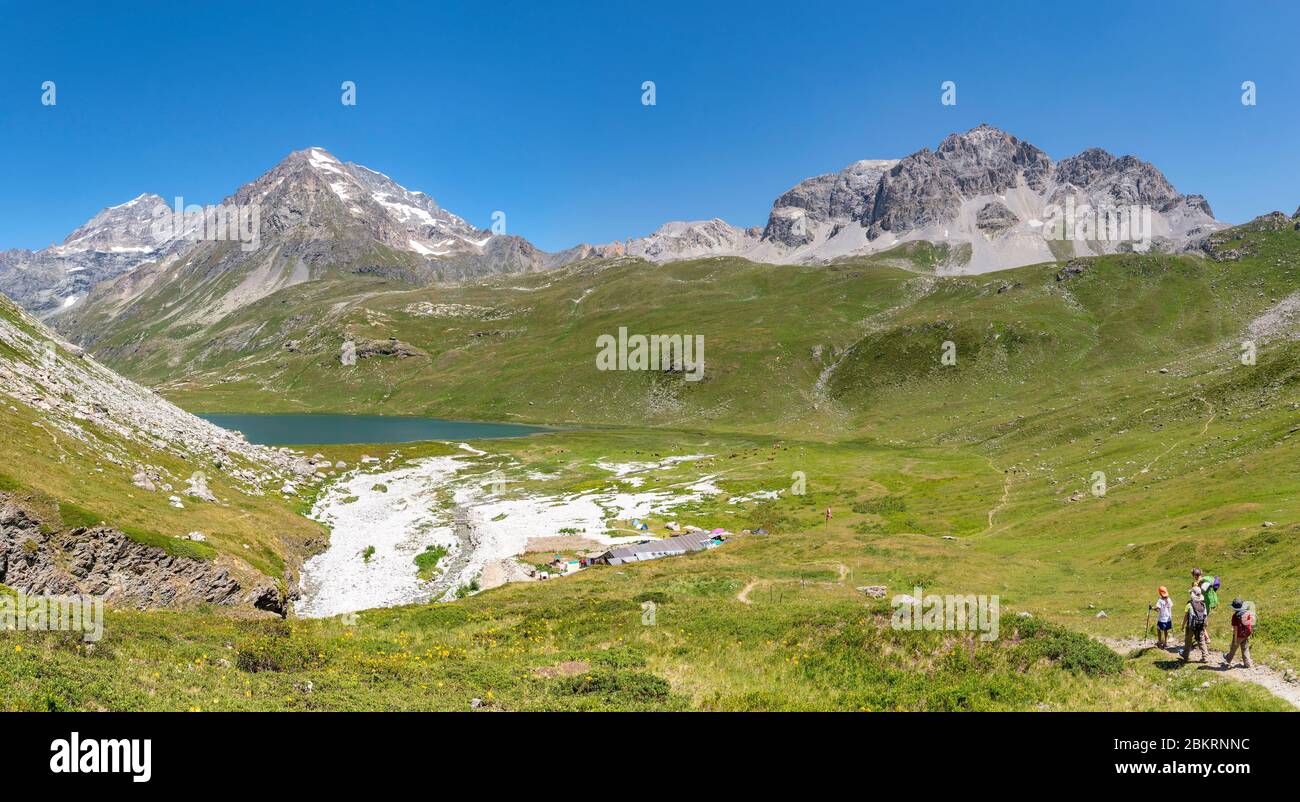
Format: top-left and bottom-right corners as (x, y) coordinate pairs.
(1140, 397), (1216, 476)
(1098, 636), (1299, 710)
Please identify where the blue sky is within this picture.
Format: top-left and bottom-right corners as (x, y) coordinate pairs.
(1, 0), (1297, 252)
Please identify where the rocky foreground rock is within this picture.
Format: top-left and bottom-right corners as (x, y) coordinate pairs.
(0, 500), (239, 606)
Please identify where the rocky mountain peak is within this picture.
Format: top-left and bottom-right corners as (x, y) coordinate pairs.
(625, 125), (1223, 272)
(34, 147), (576, 339)
(233, 147), (491, 261)
(0, 192), (185, 317)
(49, 193), (171, 255)
(1052, 148), (1183, 210)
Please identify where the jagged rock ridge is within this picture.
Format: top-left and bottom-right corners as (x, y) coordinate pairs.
(609, 125), (1223, 273)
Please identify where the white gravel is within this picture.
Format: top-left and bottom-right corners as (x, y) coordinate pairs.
(297, 455), (466, 617)
(296, 450), (725, 616)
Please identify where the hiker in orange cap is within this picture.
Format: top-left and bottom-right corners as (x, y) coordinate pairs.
(1152, 586), (1173, 648)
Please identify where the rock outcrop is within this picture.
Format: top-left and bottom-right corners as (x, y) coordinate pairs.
(1196, 211), (1299, 261)
(353, 337), (424, 359)
(0, 498), (242, 607)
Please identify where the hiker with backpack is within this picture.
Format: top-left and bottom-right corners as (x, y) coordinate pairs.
(1151, 586), (1173, 648)
(1181, 586), (1210, 663)
(1222, 599), (1256, 669)
(1198, 572), (1221, 646)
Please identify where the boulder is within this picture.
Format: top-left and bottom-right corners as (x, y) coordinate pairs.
(1055, 259), (1090, 282)
(183, 472), (217, 503)
(248, 583), (297, 618)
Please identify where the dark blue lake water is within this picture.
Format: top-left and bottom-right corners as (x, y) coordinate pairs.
(198, 413), (552, 446)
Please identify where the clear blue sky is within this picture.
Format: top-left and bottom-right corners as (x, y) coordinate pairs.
(1, 0), (1297, 252)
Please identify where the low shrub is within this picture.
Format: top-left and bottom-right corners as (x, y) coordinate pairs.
(235, 629), (327, 673)
(556, 670), (671, 703)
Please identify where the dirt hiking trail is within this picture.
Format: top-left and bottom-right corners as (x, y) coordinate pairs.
(1099, 636), (1299, 710)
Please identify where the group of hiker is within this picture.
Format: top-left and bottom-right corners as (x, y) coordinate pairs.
(1150, 567), (1256, 669)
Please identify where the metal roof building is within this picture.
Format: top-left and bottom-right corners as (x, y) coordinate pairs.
(597, 532), (720, 566)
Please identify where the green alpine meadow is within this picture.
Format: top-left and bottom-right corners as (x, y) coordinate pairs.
(4, 209), (1300, 712)
(2, 2), (1298, 730)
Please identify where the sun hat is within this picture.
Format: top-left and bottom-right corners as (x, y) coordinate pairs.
(1231, 598), (1244, 610)
(1158, 586), (1169, 597)
(1190, 586), (1203, 599)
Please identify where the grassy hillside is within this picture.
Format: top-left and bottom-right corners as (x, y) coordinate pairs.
(71, 250), (939, 431)
(0, 293), (323, 589)
(5, 221), (1300, 710)
(2, 428), (1290, 711)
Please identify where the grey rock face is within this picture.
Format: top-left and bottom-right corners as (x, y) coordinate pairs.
(248, 583), (298, 617)
(620, 219), (764, 261)
(830, 160), (896, 221)
(976, 200), (1020, 234)
(0, 194), (183, 317)
(0, 499), (242, 607)
(870, 150), (961, 235)
(762, 160), (897, 246)
(770, 172), (840, 223)
(56, 193), (174, 253)
(867, 126), (1052, 238)
(763, 208), (815, 247)
(1051, 148), (1182, 209)
(627, 124), (1223, 274)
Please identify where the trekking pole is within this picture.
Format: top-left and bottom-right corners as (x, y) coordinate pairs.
(1144, 605), (1152, 644)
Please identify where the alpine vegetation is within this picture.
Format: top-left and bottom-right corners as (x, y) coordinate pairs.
(892, 587), (1000, 642)
(0, 591), (104, 642)
(595, 327), (705, 381)
(3, 18), (1300, 724)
